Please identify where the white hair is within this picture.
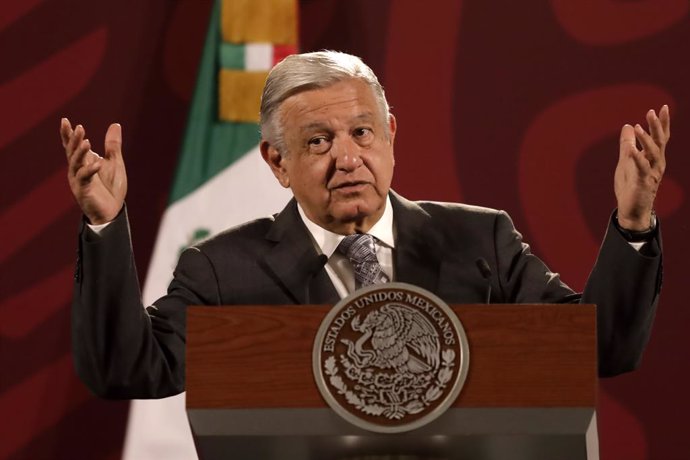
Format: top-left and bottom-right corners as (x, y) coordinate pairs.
(259, 50), (391, 153)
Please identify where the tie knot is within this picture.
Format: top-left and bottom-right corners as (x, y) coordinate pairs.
(337, 234), (377, 263)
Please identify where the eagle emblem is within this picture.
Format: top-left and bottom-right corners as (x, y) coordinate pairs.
(313, 283), (469, 433)
(343, 304), (440, 375)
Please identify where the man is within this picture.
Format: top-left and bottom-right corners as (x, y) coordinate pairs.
(62, 51), (668, 399)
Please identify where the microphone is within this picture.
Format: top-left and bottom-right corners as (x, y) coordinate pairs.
(304, 254), (329, 304)
(475, 258), (492, 304)
(313, 254), (329, 271)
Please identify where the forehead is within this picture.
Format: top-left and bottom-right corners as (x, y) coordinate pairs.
(278, 79), (382, 130)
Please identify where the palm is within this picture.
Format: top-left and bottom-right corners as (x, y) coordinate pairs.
(615, 135), (655, 217)
(79, 148), (127, 221)
(614, 106), (669, 230)
(62, 120), (128, 224)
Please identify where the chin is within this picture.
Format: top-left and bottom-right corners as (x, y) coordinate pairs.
(331, 200), (381, 224)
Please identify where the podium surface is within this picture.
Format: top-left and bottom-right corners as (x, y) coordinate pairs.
(186, 304), (598, 459)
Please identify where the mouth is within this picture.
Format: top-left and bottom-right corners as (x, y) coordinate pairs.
(329, 181), (369, 193)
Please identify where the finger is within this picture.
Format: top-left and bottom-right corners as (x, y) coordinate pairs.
(628, 148), (651, 175)
(646, 109), (666, 148)
(619, 126), (651, 175)
(67, 124), (85, 159)
(75, 158), (103, 185)
(86, 150), (102, 162)
(634, 124), (658, 161)
(634, 123), (666, 176)
(69, 138), (92, 176)
(619, 124), (638, 158)
(60, 118), (73, 149)
(659, 104), (671, 140)
(104, 123), (122, 160)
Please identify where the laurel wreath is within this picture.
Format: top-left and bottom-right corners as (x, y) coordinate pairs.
(323, 349), (456, 420)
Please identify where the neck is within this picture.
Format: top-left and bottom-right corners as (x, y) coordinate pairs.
(321, 213), (381, 235)
(298, 200), (389, 236)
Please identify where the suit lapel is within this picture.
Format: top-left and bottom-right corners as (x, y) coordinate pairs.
(262, 199), (339, 305)
(261, 193), (441, 303)
(390, 191), (443, 293)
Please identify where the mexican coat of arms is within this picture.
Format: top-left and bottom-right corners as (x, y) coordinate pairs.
(313, 283), (469, 433)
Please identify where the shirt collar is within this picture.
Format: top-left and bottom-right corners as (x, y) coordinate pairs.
(297, 195), (395, 258)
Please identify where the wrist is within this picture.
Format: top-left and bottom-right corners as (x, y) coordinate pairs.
(614, 211), (657, 242)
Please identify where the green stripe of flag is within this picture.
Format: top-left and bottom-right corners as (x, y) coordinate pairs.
(219, 42), (245, 69)
(169, 0), (260, 205)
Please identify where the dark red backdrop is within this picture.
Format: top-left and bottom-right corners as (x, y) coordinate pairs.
(1, 1), (688, 459)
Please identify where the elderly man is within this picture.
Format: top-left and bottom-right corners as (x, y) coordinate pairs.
(62, 51), (668, 399)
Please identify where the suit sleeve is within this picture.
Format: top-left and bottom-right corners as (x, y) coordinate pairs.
(71, 207), (219, 399)
(492, 210), (579, 303)
(582, 213), (662, 377)
(491, 210), (661, 377)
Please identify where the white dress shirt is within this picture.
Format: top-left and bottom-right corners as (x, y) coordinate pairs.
(297, 196), (396, 299)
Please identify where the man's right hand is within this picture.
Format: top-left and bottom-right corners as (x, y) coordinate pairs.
(61, 118), (128, 225)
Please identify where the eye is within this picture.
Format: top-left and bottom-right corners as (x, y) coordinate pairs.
(353, 127), (374, 143)
(307, 135), (331, 154)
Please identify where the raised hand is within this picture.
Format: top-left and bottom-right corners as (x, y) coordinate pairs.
(61, 118), (128, 224)
(615, 105), (670, 231)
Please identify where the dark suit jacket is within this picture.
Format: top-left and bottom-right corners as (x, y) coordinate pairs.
(72, 192), (662, 399)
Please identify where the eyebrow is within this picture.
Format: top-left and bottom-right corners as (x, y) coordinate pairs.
(299, 112), (377, 133)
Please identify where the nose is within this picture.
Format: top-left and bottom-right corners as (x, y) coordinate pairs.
(332, 138), (363, 172)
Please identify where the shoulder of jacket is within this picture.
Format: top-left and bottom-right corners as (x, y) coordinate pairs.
(413, 200), (503, 218)
(192, 214), (277, 252)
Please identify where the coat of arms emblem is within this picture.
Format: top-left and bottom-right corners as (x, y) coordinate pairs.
(313, 283), (469, 433)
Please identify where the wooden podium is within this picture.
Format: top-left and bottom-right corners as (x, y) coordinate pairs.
(186, 304), (598, 459)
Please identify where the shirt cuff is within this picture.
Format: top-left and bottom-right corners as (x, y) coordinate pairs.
(628, 241), (646, 252)
(86, 220), (112, 236)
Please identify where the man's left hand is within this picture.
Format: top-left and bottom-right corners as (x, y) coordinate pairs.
(615, 105), (670, 231)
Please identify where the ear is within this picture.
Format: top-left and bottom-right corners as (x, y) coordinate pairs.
(387, 113), (397, 146)
(260, 140), (290, 188)
(388, 114), (397, 166)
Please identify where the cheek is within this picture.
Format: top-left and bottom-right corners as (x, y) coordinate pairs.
(292, 158), (331, 194)
(369, 153), (395, 183)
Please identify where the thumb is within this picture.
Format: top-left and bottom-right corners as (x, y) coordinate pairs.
(104, 123), (123, 159)
(619, 124), (636, 158)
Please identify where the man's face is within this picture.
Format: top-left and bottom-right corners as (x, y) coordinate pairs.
(261, 79), (396, 234)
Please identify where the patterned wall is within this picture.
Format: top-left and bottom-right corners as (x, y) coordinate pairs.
(1, 1), (687, 458)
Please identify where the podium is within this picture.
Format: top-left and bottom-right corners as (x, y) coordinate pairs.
(186, 304), (598, 459)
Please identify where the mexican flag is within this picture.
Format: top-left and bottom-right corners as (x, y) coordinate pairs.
(123, 1), (297, 458)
